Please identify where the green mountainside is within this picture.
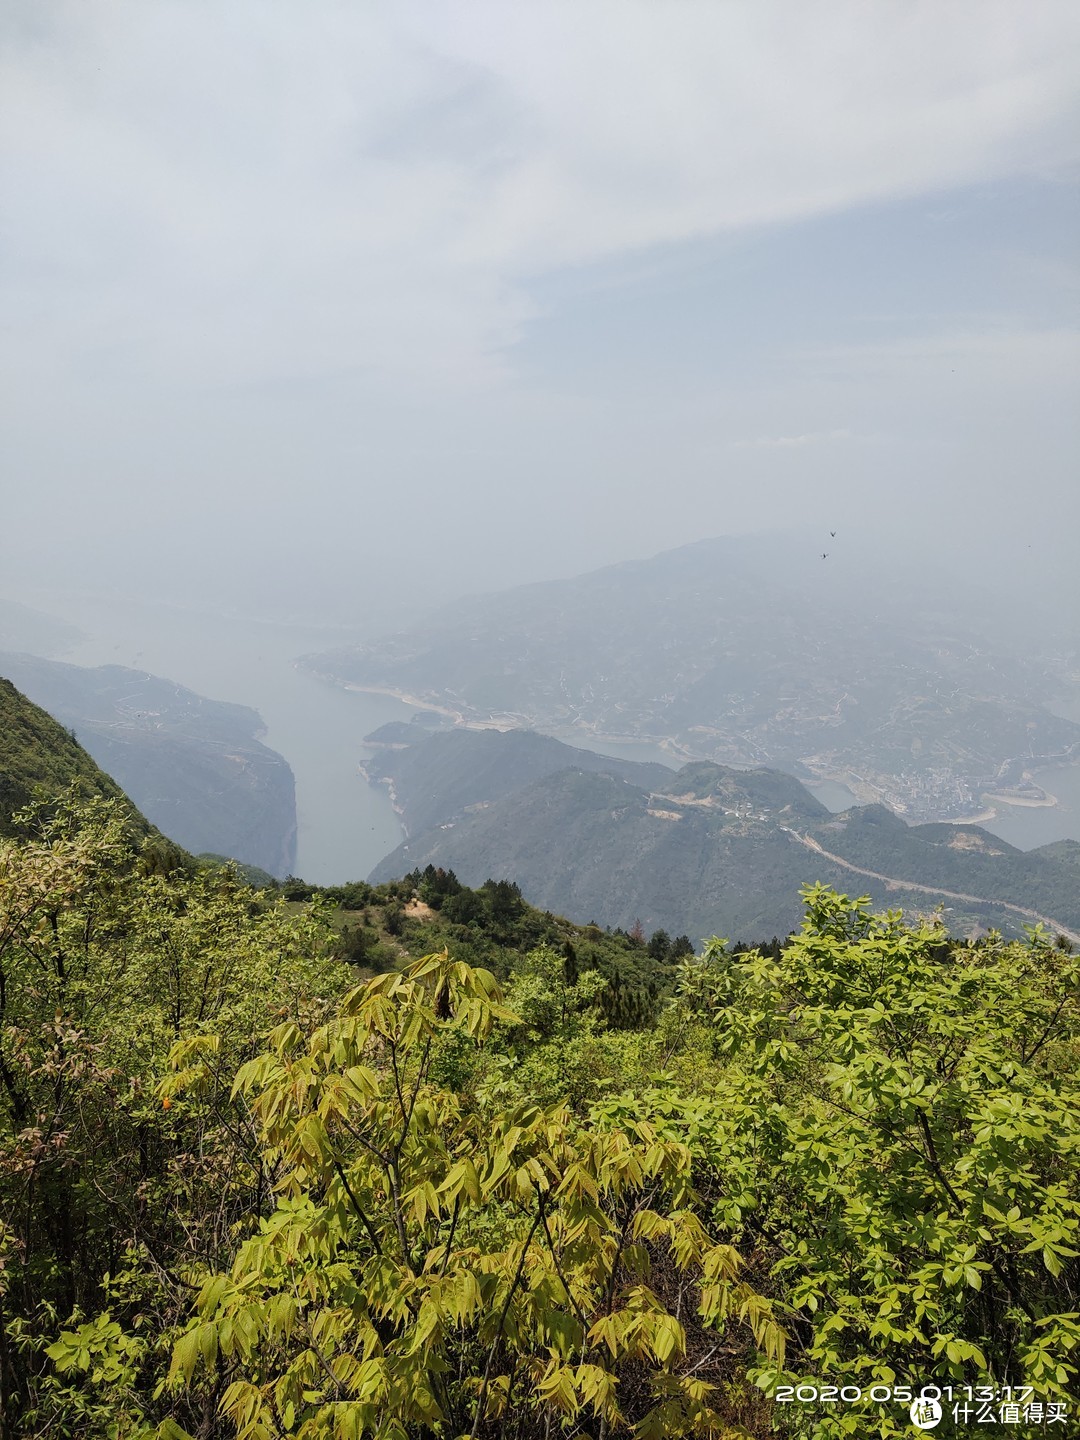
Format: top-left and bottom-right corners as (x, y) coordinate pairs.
(362, 726), (674, 836)
(307, 535), (1080, 824)
(0, 652), (297, 876)
(1031, 837), (1080, 872)
(0, 676), (146, 837)
(368, 729), (1080, 943)
(278, 869), (689, 1031)
(812, 807), (1080, 928)
(3, 670), (1080, 1437)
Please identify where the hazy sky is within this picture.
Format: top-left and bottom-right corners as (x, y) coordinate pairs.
(2, 1), (1078, 627)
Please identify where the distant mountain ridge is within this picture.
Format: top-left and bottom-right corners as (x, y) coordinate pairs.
(307, 534), (1080, 826)
(0, 597), (83, 658)
(0, 653), (297, 876)
(366, 728), (1080, 944)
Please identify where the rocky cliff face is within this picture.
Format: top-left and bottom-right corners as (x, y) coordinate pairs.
(0, 654), (296, 875)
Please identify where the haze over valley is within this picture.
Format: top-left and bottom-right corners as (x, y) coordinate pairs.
(308, 533), (1080, 830)
(3, 0), (1077, 904)
(5, 549), (1080, 914)
(4, 7), (1080, 1435)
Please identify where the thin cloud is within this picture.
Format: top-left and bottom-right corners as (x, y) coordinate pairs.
(0, 0), (1077, 390)
(734, 429), (853, 449)
(794, 326), (1080, 383)
(0, 1), (1076, 613)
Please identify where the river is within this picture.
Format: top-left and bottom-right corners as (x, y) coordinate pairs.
(20, 590), (410, 884)
(977, 761), (1080, 852)
(10, 588), (1080, 879)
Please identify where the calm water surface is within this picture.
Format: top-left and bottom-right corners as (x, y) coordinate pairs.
(805, 779), (861, 812)
(29, 591), (408, 883)
(979, 763), (1080, 852)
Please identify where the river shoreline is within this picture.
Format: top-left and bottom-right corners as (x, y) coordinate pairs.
(332, 674), (1080, 849)
(982, 791), (1058, 809)
(338, 681), (518, 732)
(337, 680), (699, 763)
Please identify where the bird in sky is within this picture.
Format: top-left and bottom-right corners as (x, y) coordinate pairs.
(822, 552), (828, 560)
(830, 530), (836, 537)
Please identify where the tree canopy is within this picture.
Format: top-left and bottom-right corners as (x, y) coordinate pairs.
(0, 797), (1077, 1438)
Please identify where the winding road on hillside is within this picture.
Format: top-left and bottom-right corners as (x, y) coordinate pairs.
(781, 828), (1080, 945)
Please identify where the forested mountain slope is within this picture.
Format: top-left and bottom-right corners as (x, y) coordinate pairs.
(4, 795), (1078, 1437)
(809, 806), (1080, 932)
(3, 682), (1080, 1437)
(368, 728), (1080, 942)
(362, 726), (674, 836)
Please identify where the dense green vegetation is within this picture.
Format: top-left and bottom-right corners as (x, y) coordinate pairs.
(0, 794), (336, 1438)
(277, 866), (688, 1033)
(2, 784), (1079, 1438)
